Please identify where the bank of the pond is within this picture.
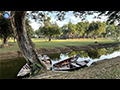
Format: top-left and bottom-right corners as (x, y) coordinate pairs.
(30, 56), (120, 79)
(0, 42), (120, 60)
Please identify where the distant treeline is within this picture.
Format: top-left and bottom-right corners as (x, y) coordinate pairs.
(34, 13), (120, 41)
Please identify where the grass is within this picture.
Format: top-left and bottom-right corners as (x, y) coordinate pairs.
(33, 38), (115, 48)
(0, 38), (115, 53)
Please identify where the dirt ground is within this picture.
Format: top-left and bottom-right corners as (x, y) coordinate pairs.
(30, 56), (120, 79)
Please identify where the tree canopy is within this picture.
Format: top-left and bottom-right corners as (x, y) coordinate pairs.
(0, 13), (13, 47)
(87, 21), (106, 39)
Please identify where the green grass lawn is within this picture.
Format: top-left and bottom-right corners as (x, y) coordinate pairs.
(0, 38), (115, 53)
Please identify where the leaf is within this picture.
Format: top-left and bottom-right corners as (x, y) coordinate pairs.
(33, 65), (37, 70)
(37, 63), (42, 68)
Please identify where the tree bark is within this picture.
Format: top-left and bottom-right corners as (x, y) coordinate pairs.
(14, 36), (16, 43)
(45, 36), (47, 42)
(1, 36), (8, 48)
(49, 35), (52, 41)
(10, 11), (47, 71)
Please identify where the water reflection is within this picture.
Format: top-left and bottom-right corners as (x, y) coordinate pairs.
(47, 46), (120, 64)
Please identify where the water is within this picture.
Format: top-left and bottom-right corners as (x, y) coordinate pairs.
(48, 46), (120, 64)
(0, 58), (27, 79)
(0, 46), (120, 79)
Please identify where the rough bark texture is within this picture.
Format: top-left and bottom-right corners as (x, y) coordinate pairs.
(10, 11), (47, 70)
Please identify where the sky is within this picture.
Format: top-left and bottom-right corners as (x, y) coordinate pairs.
(29, 11), (108, 31)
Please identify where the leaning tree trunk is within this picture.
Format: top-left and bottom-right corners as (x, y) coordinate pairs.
(10, 11), (47, 72)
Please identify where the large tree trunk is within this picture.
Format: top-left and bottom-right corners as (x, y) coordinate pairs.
(10, 11), (47, 72)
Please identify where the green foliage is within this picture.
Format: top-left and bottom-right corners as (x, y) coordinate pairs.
(76, 22), (85, 36)
(28, 11), (120, 40)
(29, 63), (44, 77)
(0, 14), (13, 47)
(61, 24), (68, 35)
(33, 65), (37, 70)
(68, 21), (76, 34)
(104, 23), (120, 40)
(61, 21), (77, 39)
(37, 63), (42, 68)
(25, 19), (34, 37)
(76, 21), (90, 37)
(97, 11), (120, 25)
(48, 22), (61, 37)
(88, 21), (106, 39)
(115, 25), (120, 38)
(67, 46), (120, 60)
(87, 48), (106, 59)
(0, 14), (13, 39)
(37, 13), (61, 41)
(35, 29), (41, 37)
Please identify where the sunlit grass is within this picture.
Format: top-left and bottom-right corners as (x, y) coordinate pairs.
(31, 38), (114, 42)
(0, 38), (115, 53)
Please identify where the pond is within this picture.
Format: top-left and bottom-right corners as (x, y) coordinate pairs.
(0, 46), (120, 79)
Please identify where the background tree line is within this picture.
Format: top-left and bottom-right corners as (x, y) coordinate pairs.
(1, 12), (120, 48)
(34, 13), (120, 41)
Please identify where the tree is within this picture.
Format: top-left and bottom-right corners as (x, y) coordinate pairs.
(10, 11), (47, 75)
(115, 25), (120, 40)
(0, 13), (13, 48)
(76, 22), (85, 37)
(61, 24), (68, 35)
(48, 22), (61, 41)
(35, 29), (41, 38)
(38, 13), (52, 41)
(39, 13), (61, 41)
(83, 21), (90, 38)
(39, 22), (61, 41)
(76, 21), (89, 38)
(95, 11), (120, 25)
(88, 21), (106, 39)
(105, 24), (120, 40)
(61, 24), (69, 39)
(105, 23), (115, 38)
(68, 20), (76, 34)
(67, 20), (76, 39)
